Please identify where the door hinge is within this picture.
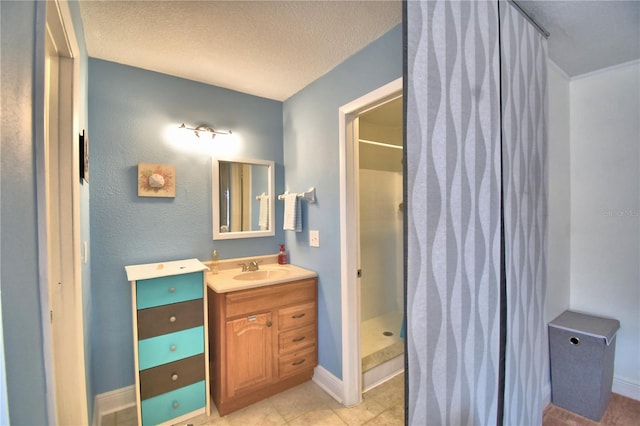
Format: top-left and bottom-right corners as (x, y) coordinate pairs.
(357, 269), (362, 278)
(50, 310), (53, 323)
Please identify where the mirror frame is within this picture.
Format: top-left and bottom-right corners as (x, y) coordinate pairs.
(212, 156), (275, 240)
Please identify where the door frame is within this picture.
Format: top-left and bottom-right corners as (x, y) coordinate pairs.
(338, 77), (402, 406)
(35, 1), (88, 424)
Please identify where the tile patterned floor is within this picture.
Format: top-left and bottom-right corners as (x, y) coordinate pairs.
(103, 372), (405, 426)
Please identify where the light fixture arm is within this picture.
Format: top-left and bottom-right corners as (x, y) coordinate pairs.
(179, 123), (232, 138)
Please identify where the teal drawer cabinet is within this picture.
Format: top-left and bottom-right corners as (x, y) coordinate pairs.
(126, 259), (210, 426)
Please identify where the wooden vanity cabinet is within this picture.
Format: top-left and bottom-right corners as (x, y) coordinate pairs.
(209, 277), (318, 416)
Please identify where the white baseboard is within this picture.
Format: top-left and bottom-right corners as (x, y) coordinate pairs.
(613, 376), (640, 401)
(313, 365), (344, 404)
(92, 385), (136, 426)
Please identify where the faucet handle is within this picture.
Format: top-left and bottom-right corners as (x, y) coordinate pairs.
(237, 262), (248, 272)
(249, 260), (260, 271)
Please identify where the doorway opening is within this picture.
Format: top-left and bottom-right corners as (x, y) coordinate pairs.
(339, 77), (403, 406)
(358, 98), (404, 391)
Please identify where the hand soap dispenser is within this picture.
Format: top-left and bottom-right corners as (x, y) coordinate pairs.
(278, 244), (288, 265)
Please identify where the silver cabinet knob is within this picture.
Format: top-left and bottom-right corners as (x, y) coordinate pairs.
(169, 316), (176, 323)
(172, 401), (179, 409)
(169, 287), (175, 293)
(171, 373), (178, 381)
(170, 345), (177, 352)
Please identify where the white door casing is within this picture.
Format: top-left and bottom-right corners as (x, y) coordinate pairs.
(339, 78), (402, 407)
(37, 1), (88, 424)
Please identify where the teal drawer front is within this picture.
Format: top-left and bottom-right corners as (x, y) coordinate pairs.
(136, 272), (202, 309)
(141, 380), (205, 425)
(138, 326), (204, 370)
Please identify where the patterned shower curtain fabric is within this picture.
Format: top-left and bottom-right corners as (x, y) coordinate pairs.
(407, 0), (548, 425)
(500, 2), (548, 425)
(407, 0), (501, 424)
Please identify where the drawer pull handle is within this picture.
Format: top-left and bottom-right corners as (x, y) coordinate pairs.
(169, 287), (176, 293)
(292, 336), (306, 343)
(169, 316), (176, 323)
(172, 401), (179, 409)
(171, 373), (178, 381)
(247, 315), (256, 321)
(170, 345), (177, 352)
(291, 313), (306, 319)
(292, 358), (306, 366)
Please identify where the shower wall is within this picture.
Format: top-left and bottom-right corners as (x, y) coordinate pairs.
(359, 168), (403, 322)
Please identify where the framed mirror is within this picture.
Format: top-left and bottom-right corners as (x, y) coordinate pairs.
(213, 157), (275, 240)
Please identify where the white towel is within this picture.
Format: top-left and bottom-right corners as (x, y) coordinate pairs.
(283, 193), (301, 232)
(258, 194), (269, 230)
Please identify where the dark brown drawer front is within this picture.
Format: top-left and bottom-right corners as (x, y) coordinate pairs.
(139, 354), (205, 400)
(137, 299), (203, 340)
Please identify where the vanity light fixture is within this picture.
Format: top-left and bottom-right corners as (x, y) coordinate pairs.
(179, 123), (232, 139)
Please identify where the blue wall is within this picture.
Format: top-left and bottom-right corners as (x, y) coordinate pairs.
(283, 25), (402, 378)
(88, 59), (284, 395)
(0, 1), (49, 424)
(0, 1), (400, 420)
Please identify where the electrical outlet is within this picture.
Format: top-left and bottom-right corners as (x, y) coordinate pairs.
(309, 230), (320, 247)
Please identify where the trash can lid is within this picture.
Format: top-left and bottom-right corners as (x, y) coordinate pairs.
(549, 310), (620, 346)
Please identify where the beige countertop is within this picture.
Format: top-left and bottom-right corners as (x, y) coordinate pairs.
(204, 254), (317, 293)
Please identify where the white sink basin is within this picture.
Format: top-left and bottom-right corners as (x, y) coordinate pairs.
(233, 267), (290, 281)
(205, 256), (317, 293)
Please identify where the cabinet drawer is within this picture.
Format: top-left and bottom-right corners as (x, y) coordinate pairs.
(278, 302), (315, 330)
(136, 273), (203, 310)
(141, 380), (206, 425)
(140, 354), (205, 400)
(279, 324), (316, 355)
(225, 279), (316, 318)
(278, 346), (317, 378)
(137, 299), (203, 340)
(138, 326), (204, 370)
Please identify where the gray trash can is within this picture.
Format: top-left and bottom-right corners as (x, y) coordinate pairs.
(548, 310), (620, 421)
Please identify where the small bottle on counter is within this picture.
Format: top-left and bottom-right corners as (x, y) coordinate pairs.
(211, 249), (219, 273)
(278, 244), (288, 265)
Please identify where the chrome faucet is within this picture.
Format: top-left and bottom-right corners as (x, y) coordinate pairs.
(238, 260), (261, 272)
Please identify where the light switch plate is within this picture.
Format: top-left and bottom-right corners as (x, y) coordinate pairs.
(309, 230), (320, 247)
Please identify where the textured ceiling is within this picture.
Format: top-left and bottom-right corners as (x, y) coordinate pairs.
(79, 0), (402, 101)
(79, 1), (640, 102)
(519, 0), (640, 77)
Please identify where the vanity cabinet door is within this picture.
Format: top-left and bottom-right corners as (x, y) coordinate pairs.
(225, 312), (274, 397)
(211, 277), (317, 417)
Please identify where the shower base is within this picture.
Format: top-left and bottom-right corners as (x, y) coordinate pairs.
(361, 310), (404, 390)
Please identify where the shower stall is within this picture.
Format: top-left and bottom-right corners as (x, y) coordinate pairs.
(358, 98), (404, 389)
